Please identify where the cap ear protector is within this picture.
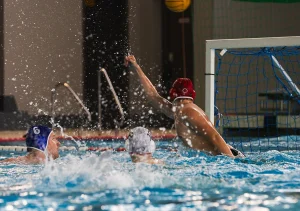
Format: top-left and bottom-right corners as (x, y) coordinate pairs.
(125, 127), (155, 154)
(169, 78), (196, 102)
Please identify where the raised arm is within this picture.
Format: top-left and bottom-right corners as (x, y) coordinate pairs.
(125, 55), (173, 118)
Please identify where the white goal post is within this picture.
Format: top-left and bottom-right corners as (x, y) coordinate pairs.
(205, 36), (300, 125)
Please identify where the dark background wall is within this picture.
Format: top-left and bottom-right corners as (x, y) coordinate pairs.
(0, 1), (3, 112)
(161, 0), (194, 98)
(124, 0), (193, 129)
(127, 0), (168, 129)
(83, 0), (129, 129)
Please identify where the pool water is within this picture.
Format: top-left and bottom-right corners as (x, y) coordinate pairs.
(0, 139), (300, 210)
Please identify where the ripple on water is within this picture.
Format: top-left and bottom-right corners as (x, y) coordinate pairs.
(0, 142), (300, 210)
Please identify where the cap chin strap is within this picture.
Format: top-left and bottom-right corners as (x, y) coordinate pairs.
(172, 96), (194, 103)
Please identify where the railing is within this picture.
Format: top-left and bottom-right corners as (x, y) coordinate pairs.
(98, 68), (125, 131)
(51, 82), (92, 128)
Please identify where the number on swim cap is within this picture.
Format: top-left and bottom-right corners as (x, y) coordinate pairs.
(33, 127), (40, 135)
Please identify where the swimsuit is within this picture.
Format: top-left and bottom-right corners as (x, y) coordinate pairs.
(230, 147), (245, 158)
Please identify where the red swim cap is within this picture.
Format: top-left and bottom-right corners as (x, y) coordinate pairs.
(169, 78), (196, 102)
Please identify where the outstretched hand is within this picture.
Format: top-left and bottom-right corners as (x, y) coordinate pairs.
(124, 55), (138, 67)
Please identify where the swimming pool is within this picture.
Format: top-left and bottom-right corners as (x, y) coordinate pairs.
(0, 139), (300, 210)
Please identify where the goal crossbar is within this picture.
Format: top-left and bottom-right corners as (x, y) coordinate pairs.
(205, 36), (300, 124)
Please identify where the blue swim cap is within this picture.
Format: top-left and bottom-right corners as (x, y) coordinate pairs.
(26, 126), (52, 152)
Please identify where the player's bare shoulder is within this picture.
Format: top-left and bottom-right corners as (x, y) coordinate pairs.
(178, 102), (213, 128)
(180, 102), (202, 116)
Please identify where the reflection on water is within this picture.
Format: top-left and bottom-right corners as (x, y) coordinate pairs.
(0, 141), (300, 210)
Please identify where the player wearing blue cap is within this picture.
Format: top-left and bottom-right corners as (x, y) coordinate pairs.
(0, 125), (61, 164)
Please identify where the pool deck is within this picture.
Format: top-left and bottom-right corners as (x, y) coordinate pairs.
(0, 129), (177, 142)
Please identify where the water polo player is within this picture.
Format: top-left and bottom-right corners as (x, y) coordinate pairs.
(0, 125), (61, 164)
(125, 127), (164, 164)
(125, 55), (245, 158)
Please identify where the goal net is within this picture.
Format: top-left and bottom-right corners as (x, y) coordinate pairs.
(205, 36), (300, 152)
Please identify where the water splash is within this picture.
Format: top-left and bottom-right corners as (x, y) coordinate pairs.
(50, 117), (84, 149)
(37, 152), (172, 192)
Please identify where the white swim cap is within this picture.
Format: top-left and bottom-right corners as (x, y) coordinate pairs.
(125, 127), (156, 154)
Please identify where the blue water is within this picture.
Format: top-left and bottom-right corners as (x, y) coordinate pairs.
(1, 139), (300, 211)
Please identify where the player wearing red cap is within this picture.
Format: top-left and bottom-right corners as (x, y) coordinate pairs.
(125, 55), (244, 158)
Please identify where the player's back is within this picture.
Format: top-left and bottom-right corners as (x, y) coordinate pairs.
(173, 101), (222, 155)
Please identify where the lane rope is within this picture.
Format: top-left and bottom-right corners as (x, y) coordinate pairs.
(0, 134), (176, 143)
(0, 146), (128, 152)
(0, 135), (176, 152)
